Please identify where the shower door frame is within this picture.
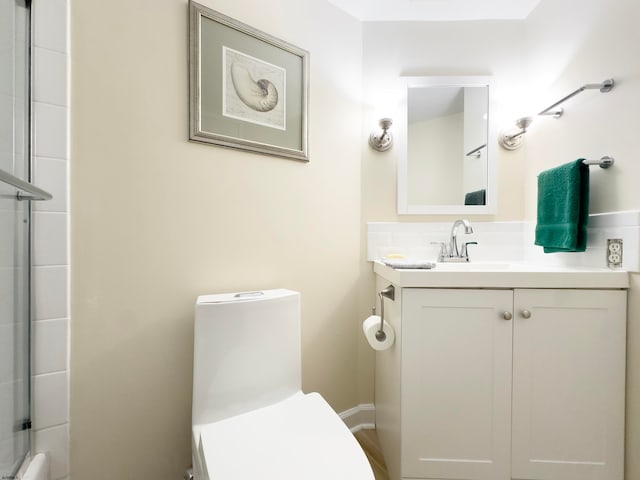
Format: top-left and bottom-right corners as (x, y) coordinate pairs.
(0, 0), (50, 477)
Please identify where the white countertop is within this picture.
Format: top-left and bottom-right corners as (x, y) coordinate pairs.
(373, 261), (629, 289)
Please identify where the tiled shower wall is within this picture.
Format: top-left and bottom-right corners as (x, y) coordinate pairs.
(31, 0), (69, 479)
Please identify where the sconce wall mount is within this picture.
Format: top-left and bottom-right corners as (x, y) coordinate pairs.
(498, 116), (533, 151)
(369, 118), (393, 152)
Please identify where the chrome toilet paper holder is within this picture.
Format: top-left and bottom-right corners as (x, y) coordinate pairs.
(374, 285), (395, 342)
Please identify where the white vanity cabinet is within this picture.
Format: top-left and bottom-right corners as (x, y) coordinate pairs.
(402, 288), (513, 480)
(510, 289), (626, 480)
(373, 267), (627, 480)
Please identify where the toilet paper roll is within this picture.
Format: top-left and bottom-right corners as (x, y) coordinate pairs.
(362, 315), (395, 351)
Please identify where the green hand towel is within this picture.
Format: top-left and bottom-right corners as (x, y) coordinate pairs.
(535, 159), (590, 253)
(464, 189), (486, 205)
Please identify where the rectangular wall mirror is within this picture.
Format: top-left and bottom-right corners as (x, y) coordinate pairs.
(397, 76), (495, 215)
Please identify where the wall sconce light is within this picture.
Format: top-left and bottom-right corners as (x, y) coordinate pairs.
(498, 116), (533, 150)
(369, 118), (393, 152)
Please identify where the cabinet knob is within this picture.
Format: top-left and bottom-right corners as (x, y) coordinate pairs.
(503, 311), (513, 321)
(521, 310), (532, 319)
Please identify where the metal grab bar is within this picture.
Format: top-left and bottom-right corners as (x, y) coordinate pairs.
(0, 167), (52, 201)
(538, 78), (614, 117)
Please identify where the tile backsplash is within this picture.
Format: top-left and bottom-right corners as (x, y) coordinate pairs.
(367, 210), (640, 272)
(367, 221), (526, 264)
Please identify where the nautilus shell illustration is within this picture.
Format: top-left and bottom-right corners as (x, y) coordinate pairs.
(230, 63), (279, 112)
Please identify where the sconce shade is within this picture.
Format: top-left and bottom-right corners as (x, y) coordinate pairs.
(369, 117), (393, 152)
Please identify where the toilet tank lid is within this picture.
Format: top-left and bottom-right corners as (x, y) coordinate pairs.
(197, 288), (298, 305)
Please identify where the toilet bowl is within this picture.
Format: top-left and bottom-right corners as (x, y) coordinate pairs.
(192, 289), (374, 480)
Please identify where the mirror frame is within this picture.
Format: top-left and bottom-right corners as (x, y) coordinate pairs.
(397, 76), (496, 215)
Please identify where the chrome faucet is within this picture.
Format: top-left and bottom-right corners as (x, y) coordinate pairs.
(433, 219), (477, 262)
(449, 219), (473, 258)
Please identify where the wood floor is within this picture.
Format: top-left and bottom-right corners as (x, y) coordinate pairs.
(354, 429), (390, 480)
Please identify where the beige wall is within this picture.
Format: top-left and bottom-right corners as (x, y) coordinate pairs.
(70, 0), (363, 478)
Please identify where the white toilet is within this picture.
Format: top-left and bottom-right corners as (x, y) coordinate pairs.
(192, 289), (375, 480)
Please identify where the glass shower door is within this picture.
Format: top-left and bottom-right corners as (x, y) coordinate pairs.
(0, 0), (32, 477)
(0, 194), (30, 478)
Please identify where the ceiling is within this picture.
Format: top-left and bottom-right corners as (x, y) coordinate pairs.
(326, 0), (542, 22)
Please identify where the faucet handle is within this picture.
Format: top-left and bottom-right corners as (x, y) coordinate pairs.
(430, 241), (448, 261)
(461, 241), (478, 260)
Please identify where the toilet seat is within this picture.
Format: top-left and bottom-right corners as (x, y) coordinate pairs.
(194, 392), (374, 480)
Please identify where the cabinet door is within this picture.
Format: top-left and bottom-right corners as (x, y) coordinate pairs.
(401, 289), (513, 480)
(511, 289), (626, 480)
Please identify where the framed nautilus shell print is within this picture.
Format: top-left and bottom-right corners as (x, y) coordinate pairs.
(189, 1), (309, 161)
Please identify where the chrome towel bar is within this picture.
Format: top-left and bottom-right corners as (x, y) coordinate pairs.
(582, 156), (614, 169)
(538, 78), (614, 118)
(0, 167), (52, 201)
(465, 144), (487, 158)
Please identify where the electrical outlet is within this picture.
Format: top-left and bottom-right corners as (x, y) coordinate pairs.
(607, 239), (623, 268)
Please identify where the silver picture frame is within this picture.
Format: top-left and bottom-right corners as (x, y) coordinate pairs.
(189, 1), (309, 161)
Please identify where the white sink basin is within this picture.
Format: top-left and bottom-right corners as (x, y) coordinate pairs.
(434, 262), (511, 271)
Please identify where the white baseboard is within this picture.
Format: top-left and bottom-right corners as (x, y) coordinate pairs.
(339, 403), (376, 433)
